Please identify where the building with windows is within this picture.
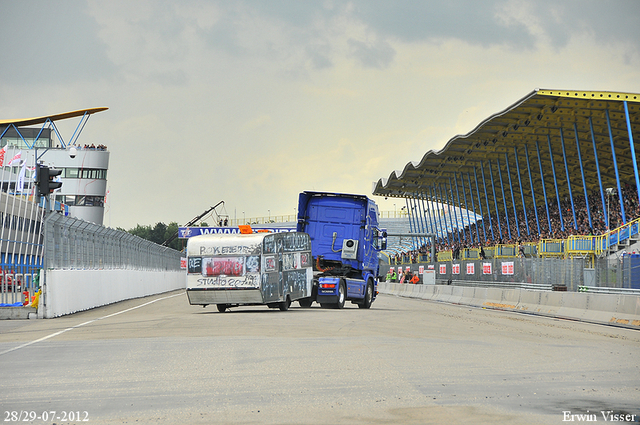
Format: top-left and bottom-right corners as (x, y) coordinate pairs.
(0, 108), (109, 302)
(0, 108), (109, 225)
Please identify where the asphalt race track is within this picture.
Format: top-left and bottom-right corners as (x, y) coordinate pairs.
(0, 290), (638, 424)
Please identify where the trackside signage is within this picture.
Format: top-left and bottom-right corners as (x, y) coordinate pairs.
(179, 226), (295, 238)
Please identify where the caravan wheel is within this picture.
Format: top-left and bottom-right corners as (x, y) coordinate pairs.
(279, 296), (291, 311)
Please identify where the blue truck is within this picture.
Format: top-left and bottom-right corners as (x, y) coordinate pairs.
(296, 191), (386, 309)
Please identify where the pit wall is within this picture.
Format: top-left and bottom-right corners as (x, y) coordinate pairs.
(41, 269), (186, 318)
(378, 282), (640, 330)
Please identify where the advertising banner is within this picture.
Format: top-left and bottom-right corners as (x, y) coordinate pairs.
(502, 261), (514, 275)
(466, 263), (475, 275)
(179, 226), (295, 238)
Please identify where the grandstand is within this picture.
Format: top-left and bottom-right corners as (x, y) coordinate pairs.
(372, 89), (640, 289)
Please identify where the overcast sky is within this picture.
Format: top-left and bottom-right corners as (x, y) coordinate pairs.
(1, 0), (639, 229)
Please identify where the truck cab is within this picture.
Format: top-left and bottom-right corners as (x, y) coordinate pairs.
(296, 191), (386, 308)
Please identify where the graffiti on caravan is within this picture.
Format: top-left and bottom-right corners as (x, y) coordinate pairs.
(178, 227), (296, 238)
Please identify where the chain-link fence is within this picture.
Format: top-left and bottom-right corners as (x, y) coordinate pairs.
(386, 257), (587, 291)
(44, 213), (182, 271)
(0, 192), (44, 305)
(444, 258), (585, 291)
(593, 256), (640, 290)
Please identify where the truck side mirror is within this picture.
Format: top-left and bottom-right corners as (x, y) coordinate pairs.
(373, 229), (387, 251)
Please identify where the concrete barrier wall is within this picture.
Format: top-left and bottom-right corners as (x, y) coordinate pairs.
(379, 282), (640, 330)
(42, 269), (186, 318)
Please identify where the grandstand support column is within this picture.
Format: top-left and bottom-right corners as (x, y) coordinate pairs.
(606, 109), (626, 224)
(487, 160), (503, 240)
(535, 140), (552, 234)
(420, 196), (430, 248)
(412, 196), (426, 248)
(456, 172), (473, 244)
(429, 186), (444, 244)
(514, 147), (531, 236)
(410, 196), (422, 248)
(558, 130), (578, 230)
(438, 183), (453, 245)
(445, 182), (459, 244)
(423, 192), (436, 240)
(405, 197), (417, 250)
(547, 134), (565, 232)
(425, 187), (434, 243)
(505, 153), (520, 238)
(419, 195), (430, 248)
(574, 122), (592, 229)
(414, 197), (425, 249)
(524, 144), (542, 235)
(496, 157), (511, 240)
(449, 177), (463, 242)
(472, 168), (487, 242)
(589, 117), (608, 229)
(464, 172), (478, 243)
(479, 163), (495, 241)
(438, 184), (455, 246)
(623, 101), (640, 208)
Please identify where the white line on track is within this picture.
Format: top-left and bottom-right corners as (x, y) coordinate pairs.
(0, 293), (182, 356)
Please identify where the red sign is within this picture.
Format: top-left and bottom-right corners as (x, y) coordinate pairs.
(439, 264), (447, 274)
(502, 261), (514, 275)
(482, 262), (492, 275)
(466, 263), (474, 275)
(452, 263), (460, 275)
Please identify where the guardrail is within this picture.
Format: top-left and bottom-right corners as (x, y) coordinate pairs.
(441, 279), (554, 292)
(538, 239), (565, 257)
(594, 218), (640, 256)
(578, 286), (640, 296)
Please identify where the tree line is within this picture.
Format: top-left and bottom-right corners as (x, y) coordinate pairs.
(119, 221), (209, 251)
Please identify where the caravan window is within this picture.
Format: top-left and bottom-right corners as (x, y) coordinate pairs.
(201, 255), (260, 277)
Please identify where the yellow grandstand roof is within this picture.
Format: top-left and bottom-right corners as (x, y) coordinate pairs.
(373, 89), (640, 210)
(0, 107), (108, 128)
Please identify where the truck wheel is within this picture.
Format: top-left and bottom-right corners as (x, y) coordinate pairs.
(359, 282), (373, 309)
(216, 304), (227, 313)
(298, 298), (312, 308)
(279, 296), (291, 311)
(336, 281), (346, 309)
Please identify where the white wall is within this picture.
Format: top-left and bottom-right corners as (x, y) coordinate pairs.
(379, 283), (640, 329)
(41, 269), (186, 318)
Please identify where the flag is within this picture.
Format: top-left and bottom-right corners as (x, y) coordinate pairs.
(7, 151), (21, 167)
(16, 161), (27, 192)
(0, 145), (7, 166)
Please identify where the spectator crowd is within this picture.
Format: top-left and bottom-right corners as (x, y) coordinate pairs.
(390, 184), (640, 263)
